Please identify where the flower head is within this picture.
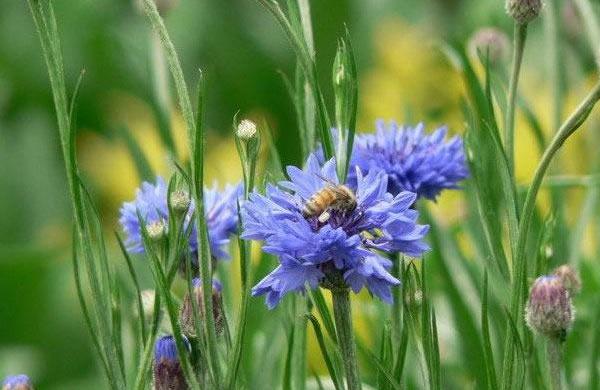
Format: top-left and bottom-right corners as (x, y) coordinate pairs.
(525, 276), (574, 339)
(350, 121), (468, 200)
(2, 375), (33, 390)
(153, 335), (189, 390)
(242, 154), (429, 309)
(506, 0), (543, 25)
(119, 177), (242, 261)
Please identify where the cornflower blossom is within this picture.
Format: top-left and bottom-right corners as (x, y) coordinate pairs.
(350, 121), (468, 200)
(242, 154), (429, 309)
(119, 177), (242, 260)
(2, 375), (33, 390)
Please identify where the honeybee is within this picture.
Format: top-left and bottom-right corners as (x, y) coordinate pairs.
(302, 180), (357, 223)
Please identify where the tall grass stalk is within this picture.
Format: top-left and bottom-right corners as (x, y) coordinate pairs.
(505, 23), (528, 177)
(141, 0), (222, 386)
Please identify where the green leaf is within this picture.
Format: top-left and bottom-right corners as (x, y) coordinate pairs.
(308, 288), (337, 343)
(306, 314), (343, 390)
(118, 125), (154, 182)
(482, 272), (499, 390)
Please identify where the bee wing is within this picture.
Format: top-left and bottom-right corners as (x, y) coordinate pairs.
(314, 173), (338, 188)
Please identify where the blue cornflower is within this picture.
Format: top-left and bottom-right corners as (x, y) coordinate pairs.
(242, 154), (429, 309)
(2, 375), (33, 390)
(119, 177), (242, 260)
(153, 335), (190, 390)
(350, 121), (468, 200)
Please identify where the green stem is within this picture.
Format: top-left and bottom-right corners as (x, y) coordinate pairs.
(502, 81), (600, 386)
(332, 289), (361, 390)
(391, 253), (402, 347)
(547, 337), (563, 390)
(505, 23), (528, 177)
(141, 1), (222, 387)
(573, 0), (600, 69)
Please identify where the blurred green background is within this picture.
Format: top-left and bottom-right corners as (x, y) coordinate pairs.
(1, 0), (599, 388)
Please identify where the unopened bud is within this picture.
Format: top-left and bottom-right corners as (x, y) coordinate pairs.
(147, 220), (166, 242)
(140, 289), (156, 320)
(2, 375), (33, 390)
(525, 276), (574, 339)
(506, 0), (543, 25)
(236, 119), (258, 141)
(180, 278), (224, 337)
(553, 264), (581, 295)
(153, 335), (189, 390)
(170, 190), (191, 214)
(468, 27), (510, 64)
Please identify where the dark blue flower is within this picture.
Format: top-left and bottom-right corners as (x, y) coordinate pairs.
(153, 335), (189, 390)
(242, 154), (429, 309)
(119, 177), (242, 260)
(2, 375), (33, 390)
(350, 121), (468, 200)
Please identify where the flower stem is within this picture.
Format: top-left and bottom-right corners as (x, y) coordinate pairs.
(332, 288), (361, 390)
(505, 23), (528, 177)
(547, 337), (563, 390)
(391, 253), (402, 346)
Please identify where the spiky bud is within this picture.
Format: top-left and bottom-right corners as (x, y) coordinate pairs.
(153, 335), (189, 390)
(170, 190), (191, 214)
(147, 220), (166, 242)
(180, 278), (224, 337)
(553, 264), (581, 295)
(468, 27), (510, 65)
(525, 276), (574, 339)
(2, 375), (33, 390)
(506, 0), (543, 25)
(236, 119), (258, 141)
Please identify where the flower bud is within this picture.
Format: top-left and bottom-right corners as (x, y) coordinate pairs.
(468, 27), (510, 65)
(139, 289), (157, 321)
(236, 119), (258, 141)
(147, 220), (166, 242)
(153, 335), (189, 390)
(506, 0), (543, 25)
(525, 276), (574, 339)
(553, 264), (581, 295)
(2, 375), (33, 390)
(170, 190), (191, 214)
(180, 278), (224, 337)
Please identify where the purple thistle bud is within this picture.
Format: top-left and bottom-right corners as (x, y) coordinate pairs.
(525, 276), (574, 339)
(179, 278), (224, 337)
(553, 264), (581, 295)
(2, 375), (33, 390)
(153, 335), (190, 390)
(506, 0), (543, 25)
(468, 27), (510, 65)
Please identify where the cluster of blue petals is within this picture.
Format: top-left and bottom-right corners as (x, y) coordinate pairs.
(2, 375), (32, 390)
(119, 177), (242, 260)
(154, 335), (190, 362)
(242, 154), (429, 309)
(350, 121), (468, 200)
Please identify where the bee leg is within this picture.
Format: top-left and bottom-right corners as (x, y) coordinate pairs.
(318, 211), (331, 224)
